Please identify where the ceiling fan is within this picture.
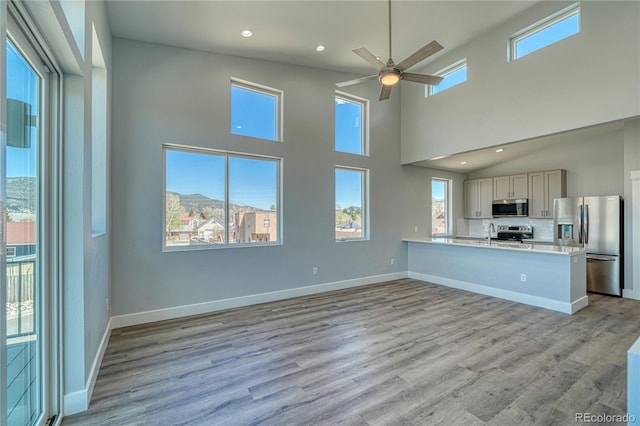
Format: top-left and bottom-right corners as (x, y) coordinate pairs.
(336, 0), (445, 101)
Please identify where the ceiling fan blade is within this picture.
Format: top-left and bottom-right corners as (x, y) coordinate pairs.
(379, 84), (392, 101)
(353, 47), (386, 71)
(396, 40), (444, 72)
(335, 75), (378, 88)
(401, 72), (444, 85)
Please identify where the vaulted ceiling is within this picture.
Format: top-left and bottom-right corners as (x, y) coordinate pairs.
(106, 1), (539, 75)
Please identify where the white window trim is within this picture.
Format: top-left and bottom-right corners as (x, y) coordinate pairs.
(432, 177), (452, 237)
(230, 77), (284, 142)
(508, 2), (580, 62)
(425, 58), (467, 97)
(162, 144), (283, 252)
(335, 166), (369, 242)
(335, 90), (370, 157)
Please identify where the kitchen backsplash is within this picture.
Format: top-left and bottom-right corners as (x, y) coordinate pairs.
(457, 218), (554, 241)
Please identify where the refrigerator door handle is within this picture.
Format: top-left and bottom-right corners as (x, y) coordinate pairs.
(578, 205), (583, 244)
(584, 204), (589, 245)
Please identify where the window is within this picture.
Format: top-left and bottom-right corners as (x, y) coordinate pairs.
(335, 167), (368, 241)
(231, 79), (282, 141)
(335, 92), (368, 155)
(432, 178), (451, 236)
(509, 3), (580, 61)
(164, 146), (280, 250)
(426, 59), (467, 97)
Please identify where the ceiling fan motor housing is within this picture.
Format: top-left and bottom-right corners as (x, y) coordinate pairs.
(379, 68), (401, 86)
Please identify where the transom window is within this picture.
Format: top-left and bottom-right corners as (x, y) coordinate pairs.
(164, 146), (281, 250)
(335, 167), (368, 241)
(509, 3), (580, 61)
(426, 59), (467, 97)
(230, 79), (282, 141)
(335, 92), (368, 156)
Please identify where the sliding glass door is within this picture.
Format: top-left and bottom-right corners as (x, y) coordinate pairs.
(5, 5), (60, 425)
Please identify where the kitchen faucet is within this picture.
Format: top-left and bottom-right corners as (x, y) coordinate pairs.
(489, 223), (495, 245)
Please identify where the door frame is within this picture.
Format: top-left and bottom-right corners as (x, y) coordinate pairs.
(5, 1), (63, 424)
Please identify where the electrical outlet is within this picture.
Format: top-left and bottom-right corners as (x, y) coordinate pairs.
(414, 226), (418, 233)
(520, 274), (527, 282)
(390, 258), (395, 265)
(312, 267), (318, 275)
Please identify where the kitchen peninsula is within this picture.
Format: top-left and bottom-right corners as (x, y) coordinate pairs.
(404, 238), (588, 314)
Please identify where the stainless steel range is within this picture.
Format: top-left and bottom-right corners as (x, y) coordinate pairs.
(495, 225), (534, 242)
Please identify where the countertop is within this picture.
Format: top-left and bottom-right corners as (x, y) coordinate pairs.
(403, 237), (587, 256)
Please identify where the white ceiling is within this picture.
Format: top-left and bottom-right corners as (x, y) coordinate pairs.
(105, 0), (539, 75)
(107, 0), (612, 173)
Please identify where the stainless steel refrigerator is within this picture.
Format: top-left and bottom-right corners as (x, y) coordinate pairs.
(553, 195), (623, 296)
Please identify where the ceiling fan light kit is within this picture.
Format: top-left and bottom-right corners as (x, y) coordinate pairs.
(336, 0), (445, 101)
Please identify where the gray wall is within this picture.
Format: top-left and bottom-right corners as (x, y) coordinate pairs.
(22, 0), (113, 405)
(400, 1), (640, 164)
(468, 125), (625, 197)
(110, 38), (448, 317)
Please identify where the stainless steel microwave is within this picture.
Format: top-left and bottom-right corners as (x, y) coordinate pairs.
(492, 199), (528, 217)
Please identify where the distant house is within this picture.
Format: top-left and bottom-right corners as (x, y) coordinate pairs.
(166, 216), (202, 243)
(432, 211), (446, 235)
(335, 221), (362, 239)
(6, 221), (36, 258)
(197, 217), (225, 243)
(234, 212), (277, 243)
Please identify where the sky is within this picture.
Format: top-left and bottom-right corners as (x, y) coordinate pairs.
(6, 40), (39, 178)
(165, 149), (277, 211)
(432, 180), (445, 200)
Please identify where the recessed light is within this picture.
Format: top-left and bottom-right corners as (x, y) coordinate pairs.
(496, 148), (504, 153)
(460, 161), (468, 165)
(241, 30), (253, 38)
(316, 45), (326, 52)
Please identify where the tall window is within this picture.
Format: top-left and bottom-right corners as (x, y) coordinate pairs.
(426, 59), (467, 97)
(509, 3), (580, 61)
(164, 146), (280, 250)
(432, 178), (450, 236)
(335, 92), (368, 155)
(231, 79), (282, 141)
(335, 167), (368, 241)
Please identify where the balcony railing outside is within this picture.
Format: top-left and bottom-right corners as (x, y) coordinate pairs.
(7, 256), (36, 339)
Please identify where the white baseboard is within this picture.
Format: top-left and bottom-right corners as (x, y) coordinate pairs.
(623, 288), (640, 300)
(63, 317), (112, 416)
(111, 272), (408, 329)
(409, 272), (585, 315)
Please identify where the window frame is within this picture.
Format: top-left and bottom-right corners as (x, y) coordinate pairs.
(426, 58), (467, 97)
(334, 91), (369, 156)
(163, 144), (282, 252)
(431, 178), (452, 236)
(230, 78), (283, 142)
(335, 166), (369, 242)
(508, 3), (580, 62)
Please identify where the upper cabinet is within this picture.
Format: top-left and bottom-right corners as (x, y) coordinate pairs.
(464, 178), (493, 219)
(528, 170), (567, 218)
(493, 174), (528, 200)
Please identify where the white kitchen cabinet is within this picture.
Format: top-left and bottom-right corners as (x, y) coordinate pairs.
(464, 178), (493, 218)
(493, 174), (528, 199)
(528, 170), (566, 218)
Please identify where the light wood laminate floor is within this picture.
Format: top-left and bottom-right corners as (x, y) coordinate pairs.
(63, 279), (640, 425)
